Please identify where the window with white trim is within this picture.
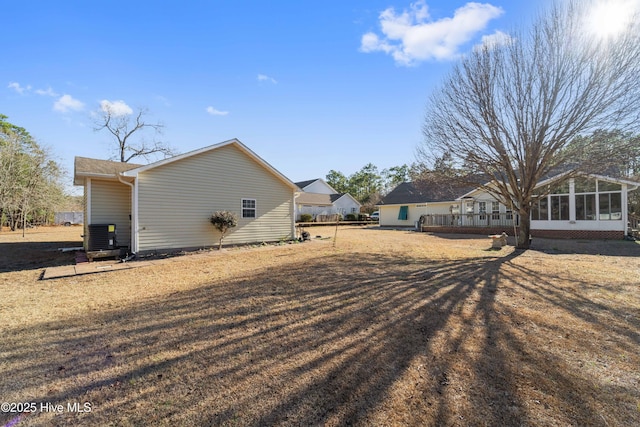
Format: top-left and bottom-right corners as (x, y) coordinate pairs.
(575, 177), (597, 221)
(478, 202), (487, 221)
(465, 201), (474, 214)
(550, 195), (570, 220)
(242, 198), (256, 218)
(491, 201), (500, 220)
(599, 192), (622, 220)
(597, 180), (622, 220)
(505, 206), (513, 220)
(531, 196), (549, 220)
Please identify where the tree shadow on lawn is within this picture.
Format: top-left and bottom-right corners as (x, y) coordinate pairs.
(424, 231), (640, 257)
(1, 251), (637, 426)
(0, 241), (80, 273)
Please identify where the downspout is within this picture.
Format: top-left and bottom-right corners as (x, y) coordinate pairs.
(292, 191), (301, 240)
(85, 179), (92, 251)
(118, 174), (137, 253)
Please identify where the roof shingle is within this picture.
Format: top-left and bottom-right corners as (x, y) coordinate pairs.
(74, 157), (143, 185)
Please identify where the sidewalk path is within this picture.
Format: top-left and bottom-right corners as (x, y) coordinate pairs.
(42, 260), (159, 280)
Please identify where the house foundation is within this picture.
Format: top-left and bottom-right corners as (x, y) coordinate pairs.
(422, 226), (625, 240)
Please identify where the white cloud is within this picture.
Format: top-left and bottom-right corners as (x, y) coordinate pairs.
(361, 0), (504, 65)
(8, 82), (60, 97)
(99, 99), (133, 116)
(475, 30), (513, 50)
(257, 74), (277, 84)
(53, 94), (85, 113)
(8, 82), (31, 94)
(35, 87), (58, 97)
(206, 106), (229, 116)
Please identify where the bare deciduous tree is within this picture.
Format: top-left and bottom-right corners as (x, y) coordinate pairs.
(94, 104), (174, 163)
(1, 115), (66, 233)
(418, 0), (640, 248)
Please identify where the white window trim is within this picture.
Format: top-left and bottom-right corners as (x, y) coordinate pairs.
(241, 198), (257, 218)
(478, 201), (487, 220)
(491, 201), (500, 220)
(533, 178), (624, 222)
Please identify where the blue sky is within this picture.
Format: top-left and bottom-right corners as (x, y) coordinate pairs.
(2, 0), (547, 193)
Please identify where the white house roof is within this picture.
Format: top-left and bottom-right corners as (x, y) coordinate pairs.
(294, 178), (338, 193)
(534, 171), (640, 190)
(455, 172), (640, 200)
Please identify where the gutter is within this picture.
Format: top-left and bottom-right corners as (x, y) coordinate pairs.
(117, 174), (138, 254)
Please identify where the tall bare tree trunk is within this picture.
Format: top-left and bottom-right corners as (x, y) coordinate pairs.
(517, 212), (531, 250)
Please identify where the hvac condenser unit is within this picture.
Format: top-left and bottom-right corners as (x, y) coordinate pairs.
(88, 224), (117, 251)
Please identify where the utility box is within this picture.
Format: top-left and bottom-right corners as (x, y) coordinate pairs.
(88, 224), (117, 251)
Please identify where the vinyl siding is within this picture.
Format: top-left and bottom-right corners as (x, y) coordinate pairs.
(89, 179), (132, 248)
(297, 204), (334, 220)
(303, 180), (334, 194)
(379, 204), (430, 227)
(333, 196), (360, 215)
(137, 144), (293, 251)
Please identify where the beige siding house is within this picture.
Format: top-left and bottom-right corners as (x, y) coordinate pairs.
(74, 158), (141, 250)
(74, 139), (298, 253)
(376, 182), (469, 228)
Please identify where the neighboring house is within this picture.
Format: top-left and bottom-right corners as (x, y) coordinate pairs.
(74, 139), (299, 253)
(294, 178), (361, 221)
(295, 178), (335, 195)
(376, 181), (477, 228)
(378, 173), (640, 239)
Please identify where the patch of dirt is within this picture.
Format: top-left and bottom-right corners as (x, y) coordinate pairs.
(1, 226), (639, 426)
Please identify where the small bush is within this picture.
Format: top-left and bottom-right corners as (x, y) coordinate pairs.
(299, 213), (313, 222)
(210, 210), (238, 249)
(345, 213), (357, 221)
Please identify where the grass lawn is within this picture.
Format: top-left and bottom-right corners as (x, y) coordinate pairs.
(1, 225), (639, 426)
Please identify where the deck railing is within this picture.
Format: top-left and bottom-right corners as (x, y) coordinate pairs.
(629, 214), (640, 236)
(420, 213), (519, 228)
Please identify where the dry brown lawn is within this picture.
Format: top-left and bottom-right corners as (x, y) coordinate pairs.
(0, 225), (639, 426)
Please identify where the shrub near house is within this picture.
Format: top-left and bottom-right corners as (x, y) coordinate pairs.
(210, 211), (238, 249)
(299, 214), (313, 222)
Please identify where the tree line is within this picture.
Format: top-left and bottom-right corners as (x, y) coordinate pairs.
(325, 127), (640, 217)
(325, 163), (414, 210)
(0, 115), (67, 232)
